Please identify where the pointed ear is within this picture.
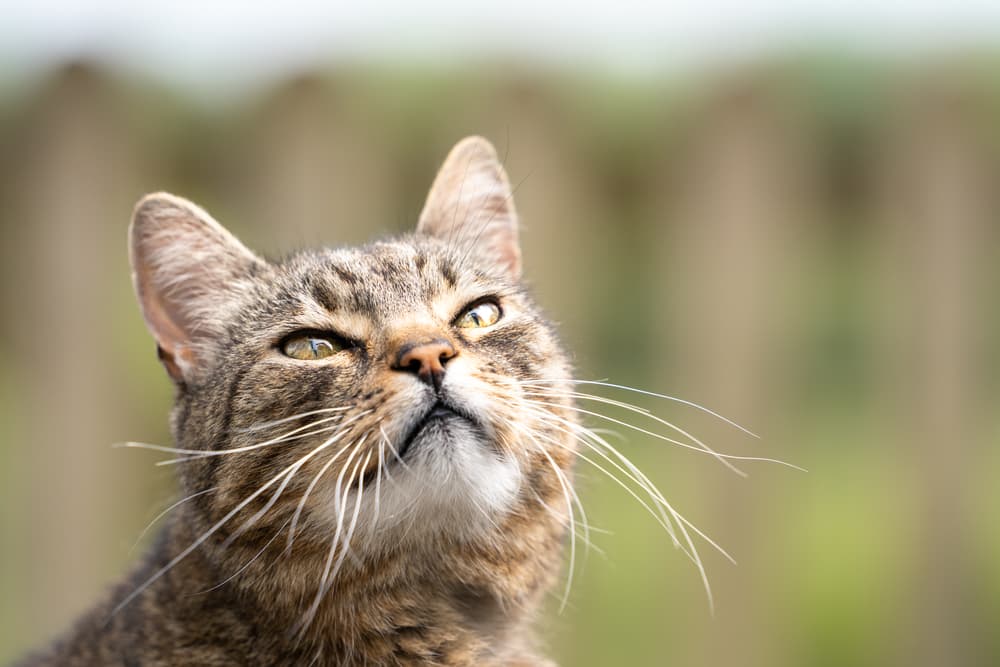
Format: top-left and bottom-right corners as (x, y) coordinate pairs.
(417, 136), (521, 280)
(129, 192), (264, 383)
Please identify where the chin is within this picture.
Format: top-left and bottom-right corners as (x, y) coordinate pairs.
(318, 419), (523, 553)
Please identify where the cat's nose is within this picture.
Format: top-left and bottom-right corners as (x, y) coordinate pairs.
(392, 339), (457, 392)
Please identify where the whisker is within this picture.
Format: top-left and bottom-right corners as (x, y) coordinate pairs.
(518, 378), (759, 438)
(525, 404), (709, 550)
(112, 451), (314, 616)
(525, 392), (805, 475)
(301, 439), (367, 617)
(222, 456), (308, 551)
(497, 412), (582, 612)
(518, 410), (681, 549)
(192, 518), (291, 596)
(128, 487), (217, 555)
(537, 445), (577, 613)
(235, 407), (350, 434)
(532, 423), (680, 547)
(110, 411), (372, 617)
(117, 413), (347, 463)
(532, 490), (610, 557)
(570, 425), (721, 612)
(523, 391), (746, 476)
(286, 434), (368, 554)
(501, 416), (592, 555)
(301, 447), (371, 633)
(151, 425), (341, 467)
(378, 425), (412, 473)
(372, 432), (384, 529)
(518, 401), (738, 611)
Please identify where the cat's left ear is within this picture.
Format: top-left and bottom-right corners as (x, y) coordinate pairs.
(417, 136), (521, 280)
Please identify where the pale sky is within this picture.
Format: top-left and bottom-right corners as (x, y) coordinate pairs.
(3, 1), (1000, 97)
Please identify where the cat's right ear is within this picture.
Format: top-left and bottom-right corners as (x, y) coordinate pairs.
(417, 136), (521, 280)
(129, 193), (263, 384)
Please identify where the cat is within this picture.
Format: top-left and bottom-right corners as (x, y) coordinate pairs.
(17, 135), (760, 666)
(18, 136), (577, 666)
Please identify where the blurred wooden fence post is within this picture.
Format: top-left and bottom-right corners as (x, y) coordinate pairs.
(2, 65), (143, 653)
(652, 81), (806, 667)
(875, 82), (989, 667)
(232, 75), (398, 249)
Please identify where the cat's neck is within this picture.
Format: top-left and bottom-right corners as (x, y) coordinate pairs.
(148, 498), (559, 664)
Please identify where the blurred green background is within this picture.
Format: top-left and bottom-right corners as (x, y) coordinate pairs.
(2, 10), (1000, 666)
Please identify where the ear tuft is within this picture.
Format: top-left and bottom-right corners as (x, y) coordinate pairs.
(129, 192), (262, 383)
(417, 136), (521, 280)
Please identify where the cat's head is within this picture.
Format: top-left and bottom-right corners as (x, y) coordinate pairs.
(129, 137), (575, 597)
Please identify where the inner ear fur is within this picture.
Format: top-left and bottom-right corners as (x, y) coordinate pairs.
(417, 136), (521, 280)
(129, 192), (263, 383)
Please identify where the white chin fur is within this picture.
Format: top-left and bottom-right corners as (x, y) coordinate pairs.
(317, 421), (522, 551)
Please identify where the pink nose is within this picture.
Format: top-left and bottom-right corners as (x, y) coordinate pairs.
(393, 339), (457, 392)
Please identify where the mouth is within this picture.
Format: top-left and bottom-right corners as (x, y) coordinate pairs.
(396, 401), (474, 461)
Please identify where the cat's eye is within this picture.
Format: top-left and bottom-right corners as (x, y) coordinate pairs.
(456, 301), (502, 329)
(281, 333), (343, 360)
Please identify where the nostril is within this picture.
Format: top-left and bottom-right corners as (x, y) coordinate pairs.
(393, 339), (458, 379)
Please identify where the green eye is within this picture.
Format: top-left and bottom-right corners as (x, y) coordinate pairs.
(456, 301), (502, 329)
(282, 333), (342, 360)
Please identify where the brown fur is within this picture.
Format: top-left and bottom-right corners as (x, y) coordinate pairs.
(18, 137), (574, 666)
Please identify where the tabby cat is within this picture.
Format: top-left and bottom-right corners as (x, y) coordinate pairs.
(19, 136), (749, 666)
(19, 137), (577, 666)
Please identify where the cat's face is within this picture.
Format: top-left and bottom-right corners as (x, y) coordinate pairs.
(188, 237), (569, 548)
(130, 138), (574, 581)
